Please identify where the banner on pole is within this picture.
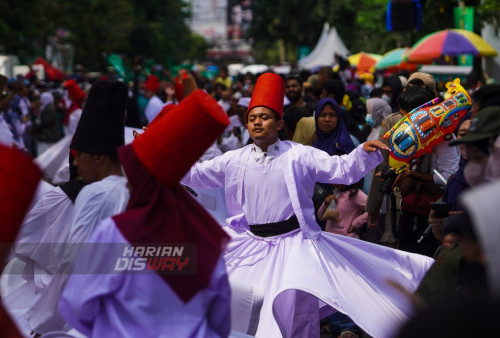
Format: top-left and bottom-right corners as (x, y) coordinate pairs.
(454, 6), (474, 66)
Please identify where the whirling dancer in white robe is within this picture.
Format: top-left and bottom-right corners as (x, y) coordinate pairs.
(60, 89), (232, 338)
(182, 73), (434, 338)
(24, 80), (130, 335)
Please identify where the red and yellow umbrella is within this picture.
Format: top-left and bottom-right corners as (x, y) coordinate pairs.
(406, 29), (498, 63)
(347, 52), (382, 73)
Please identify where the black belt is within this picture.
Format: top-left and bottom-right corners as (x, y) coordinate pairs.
(249, 215), (300, 237)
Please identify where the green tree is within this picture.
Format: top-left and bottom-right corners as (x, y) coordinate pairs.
(0, 0), (42, 62)
(0, 0), (207, 72)
(350, 0), (401, 53)
(63, 0), (135, 69)
(130, 0), (194, 65)
(0, 0), (134, 69)
(249, 0), (401, 64)
(249, 0), (325, 64)
(248, 0), (500, 65)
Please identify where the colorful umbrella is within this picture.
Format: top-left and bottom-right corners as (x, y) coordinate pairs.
(375, 48), (418, 71)
(406, 29), (498, 62)
(347, 52), (382, 73)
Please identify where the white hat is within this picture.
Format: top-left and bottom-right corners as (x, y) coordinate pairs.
(232, 91), (243, 100)
(398, 76), (408, 88)
(0, 119), (14, 147)
(237, 97), (251, 108)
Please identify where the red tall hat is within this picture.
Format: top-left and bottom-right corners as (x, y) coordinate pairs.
(63, 79), (85, 104)
(247, 72), (285, 119)
(144, 74), (160, 92)
(133, 89), (229, 185)
(173, 70), (188, 102)
(0, 145), (42, 247)
(114, 89), (230, 302)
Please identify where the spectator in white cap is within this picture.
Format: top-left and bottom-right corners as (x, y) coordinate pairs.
(218, 96), (251, 152)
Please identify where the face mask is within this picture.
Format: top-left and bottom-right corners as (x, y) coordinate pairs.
(365, 114), (374, 127)
(464, 161), (487, 187)
(382, 95), (391, 104)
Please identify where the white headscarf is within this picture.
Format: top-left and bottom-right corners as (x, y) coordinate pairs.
(366, 98), (392, 127)
(485, 135), (500, 183)
(461, 179), (500, 297)
(0, 117), (14, 147)
(40, 92), (54, 111)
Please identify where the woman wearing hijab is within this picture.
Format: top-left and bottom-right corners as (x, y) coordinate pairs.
(312, 98), (357, 230)
(313, 97), (365, 337)
(366, 97), (392, 141)
(31, 92), (61, 156)
(313, 98), (356, 156)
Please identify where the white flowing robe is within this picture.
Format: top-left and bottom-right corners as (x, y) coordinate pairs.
(3, 186), (70, 335)
(15, 187), (75, 285)
(182, 141), (434, 338)
(144, 95), (165, 123)
(25, 175), (130, 333)
(59, 217), (231, 338)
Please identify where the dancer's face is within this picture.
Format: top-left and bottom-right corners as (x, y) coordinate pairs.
(317, 104), (338, 134)
(247, 107), (283, 150)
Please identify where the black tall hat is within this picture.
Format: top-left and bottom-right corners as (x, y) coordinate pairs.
(70, 80), (127, 157)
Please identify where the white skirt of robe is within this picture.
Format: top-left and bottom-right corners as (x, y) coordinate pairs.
(223, 226), (433, 338)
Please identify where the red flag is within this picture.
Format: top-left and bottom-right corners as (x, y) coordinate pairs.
(34, 57), (67, 81)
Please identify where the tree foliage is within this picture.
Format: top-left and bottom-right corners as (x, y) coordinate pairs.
(249, 0), (405, 64)
(1, 0), (499, 69)
(130, 0), (190, 65)
(249, 0), (500, 64)
(0, 0), (207, 70)
(475, 0), (500, 34)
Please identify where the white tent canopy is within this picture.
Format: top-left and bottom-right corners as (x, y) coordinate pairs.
(298, 23), (350, 70)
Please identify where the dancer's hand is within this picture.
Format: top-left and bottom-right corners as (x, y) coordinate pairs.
(362, 140), (390, 153)
(132, 126), (148, 139)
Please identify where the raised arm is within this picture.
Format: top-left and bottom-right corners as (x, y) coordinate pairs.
(309, 141), (386, 185)
(181, 154), (227, 189)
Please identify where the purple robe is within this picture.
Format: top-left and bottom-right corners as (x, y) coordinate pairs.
(182, 141), (434, 338)
(59, 217), (231, 338)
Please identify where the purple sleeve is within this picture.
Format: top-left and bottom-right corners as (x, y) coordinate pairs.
(308, 145), (383, 186)
(59, 219), (122, 335)
(181, 154), (227, 189)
